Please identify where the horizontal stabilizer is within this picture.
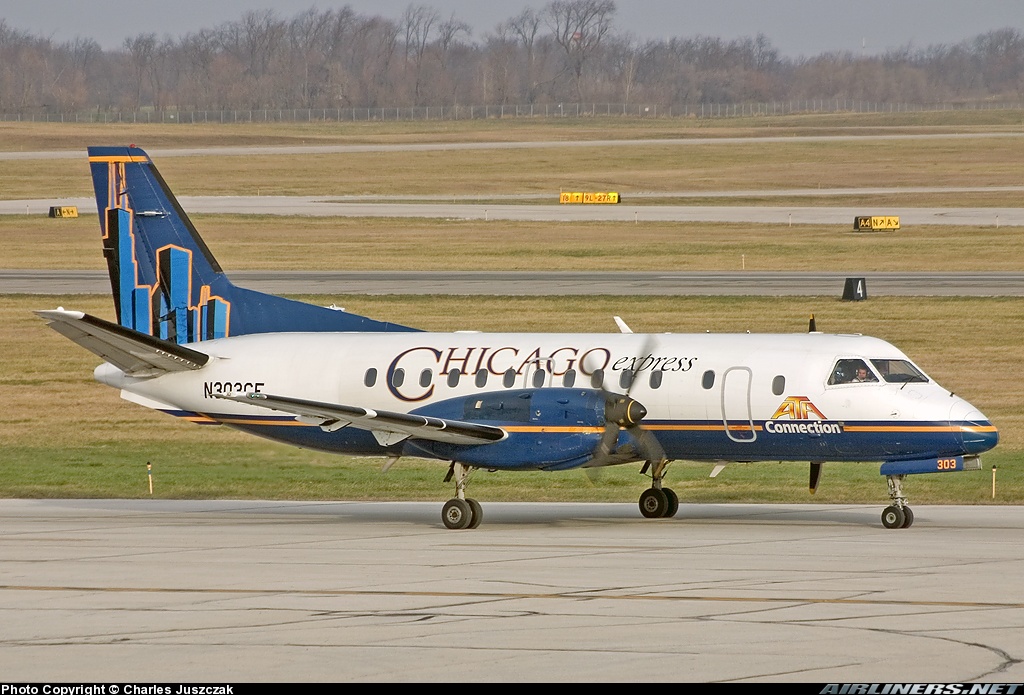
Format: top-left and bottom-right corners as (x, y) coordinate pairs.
(219, 392), (507, 446)
(36, 308), (209, 377)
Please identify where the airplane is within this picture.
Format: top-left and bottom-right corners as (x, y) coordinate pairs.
(37, 145), (999, 530)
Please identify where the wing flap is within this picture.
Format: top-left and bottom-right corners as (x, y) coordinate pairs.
(36, 309), (209, 377)
(220, 392), (507, 446)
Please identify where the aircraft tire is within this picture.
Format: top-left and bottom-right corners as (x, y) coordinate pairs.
(639, 488), (669, 518)
(881, 505), (906, 529)
(663, 488), (679, 518)
(466, 498), (483, 529)
(442, 498), (473, 530)
(901, 506), (914, 528)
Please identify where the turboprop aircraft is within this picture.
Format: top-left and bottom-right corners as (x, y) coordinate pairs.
(38, 146), (998, 529)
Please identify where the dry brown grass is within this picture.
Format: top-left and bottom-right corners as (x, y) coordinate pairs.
(3, 110), (1023, 152)
(5, 134), (1024, 202)
(3, 112), (1024, 204)
(4, 214), (1023, 272)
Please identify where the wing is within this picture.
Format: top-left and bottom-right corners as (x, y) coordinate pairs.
(36, 309), (209, 377)
(218, 392), (507, 447)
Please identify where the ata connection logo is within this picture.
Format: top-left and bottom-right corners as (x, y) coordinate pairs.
(771, 396), (828, 420)
(765, 396), (842, 435)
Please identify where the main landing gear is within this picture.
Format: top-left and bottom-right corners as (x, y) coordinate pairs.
(881, 474), (914, 529)
(441, 461), (482, 529)
(638, 459), (678, 519)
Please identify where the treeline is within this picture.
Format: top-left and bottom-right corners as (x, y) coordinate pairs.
(1, 1), (1022, 114)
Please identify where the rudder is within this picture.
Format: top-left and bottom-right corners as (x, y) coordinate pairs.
(87, 146), (415, 343)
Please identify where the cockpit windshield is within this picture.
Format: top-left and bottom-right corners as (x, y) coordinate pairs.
(828, 358), (878, 385)
(870, 359), (929, 383)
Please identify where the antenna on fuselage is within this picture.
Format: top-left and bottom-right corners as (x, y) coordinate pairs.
(808, 314), (818, 332)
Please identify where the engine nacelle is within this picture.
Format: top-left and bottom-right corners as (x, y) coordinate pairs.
(406, 388), (607, 470)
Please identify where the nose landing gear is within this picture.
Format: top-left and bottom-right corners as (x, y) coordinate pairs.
(881, 474), (914, 529)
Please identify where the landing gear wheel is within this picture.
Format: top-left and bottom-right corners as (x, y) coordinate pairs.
(881, 505), (906, 530)
(466, 498), (483, 529)
(900, 506), (914, 528)
(662, 487), (679, 518)
(442, 498), (472, 530)
(639, 488), (669, 518)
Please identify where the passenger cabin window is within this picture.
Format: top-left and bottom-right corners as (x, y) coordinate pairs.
(532, 369), (546, 388)
(447, 368), (461, 388)
(701, 370), (715, 390)
(562, 369), (576, 387)
(391, 368), (405, 387)
(649, 370), (663, 389)
(364, 368), (377, 387)
(772, 375), (785, 395)
(503, 368), (516, 388)
(475, 369), (488, 388)
(619, 370), (633, 390)
(419, 369), (433, 388)
(590, 369), (604, 389)
(870, 359), (928, 384)
(828, 358), (878, 385)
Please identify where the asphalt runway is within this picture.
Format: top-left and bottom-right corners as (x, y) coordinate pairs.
(2, 499), (1022, 682)
(5, 268), (1024, 296)
(4, 195), (1023, 226)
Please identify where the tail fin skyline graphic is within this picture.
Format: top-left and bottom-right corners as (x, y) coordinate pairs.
(87, 146), (416, 343)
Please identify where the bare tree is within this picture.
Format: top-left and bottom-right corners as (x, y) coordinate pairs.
(544, 0), (616, 100)
(123, 33), (157, 108)
(500, 8), (555, 103)
(343, 15), (401, 107)
(1, 7), (1021, 115)
(401, 4), (438, 103)
(437, 15), (471, 69)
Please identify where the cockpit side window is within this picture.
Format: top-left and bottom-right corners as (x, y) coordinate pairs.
(870, 359), (928, 384)
(828, 358), (878, 385)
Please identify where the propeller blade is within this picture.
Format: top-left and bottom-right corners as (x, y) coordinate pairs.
(809, 461), (823, 494)
(628, 424), (667, 464)
(598, 421), (620, 455)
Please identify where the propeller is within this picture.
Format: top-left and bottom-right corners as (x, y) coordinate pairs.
(594, 332), (667, 465)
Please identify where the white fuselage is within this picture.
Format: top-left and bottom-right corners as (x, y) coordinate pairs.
(95, 330), (995, 468)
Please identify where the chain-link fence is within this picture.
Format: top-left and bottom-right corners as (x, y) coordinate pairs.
(3, 100), (1022, 123)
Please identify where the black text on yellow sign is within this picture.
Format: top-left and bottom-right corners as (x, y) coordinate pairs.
(854, 215), (900, 231)
(48, 206), (79, 218)
(560, 192), (620, 204)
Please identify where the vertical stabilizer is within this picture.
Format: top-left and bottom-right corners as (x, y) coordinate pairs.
(87, 146), (415, 343)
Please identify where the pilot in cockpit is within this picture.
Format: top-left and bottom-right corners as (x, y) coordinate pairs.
(829, 358), (879, 385)
(852, 366), (872, 382)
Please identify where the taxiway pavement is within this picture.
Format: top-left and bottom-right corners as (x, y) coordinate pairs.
(3, 195), (1023, 226)
(2, 499), (1022, 682)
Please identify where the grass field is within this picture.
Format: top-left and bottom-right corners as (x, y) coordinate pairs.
(4, 214), (1024, 272)
(3, 112), (1024, 205)
(2, 113), (1022, 505)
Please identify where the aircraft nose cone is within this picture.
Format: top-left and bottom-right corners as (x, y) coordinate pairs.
(949, 400), (999, 455)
